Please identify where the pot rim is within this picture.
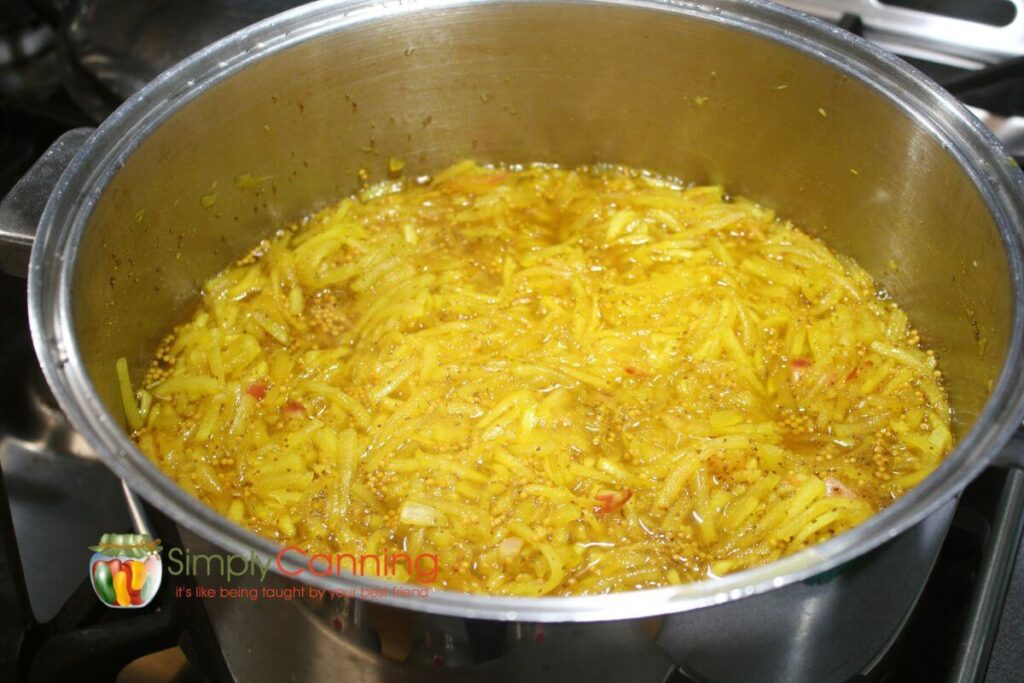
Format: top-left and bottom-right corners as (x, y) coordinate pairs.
(26, 0), (1024, 622)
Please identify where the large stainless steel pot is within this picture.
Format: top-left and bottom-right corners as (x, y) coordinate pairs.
(3, 0), (1024, 680)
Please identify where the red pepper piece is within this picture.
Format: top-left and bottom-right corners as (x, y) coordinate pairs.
(246, 382), (268, 400)
(595, 488), (633, 514)
(846, 360), (873, 381)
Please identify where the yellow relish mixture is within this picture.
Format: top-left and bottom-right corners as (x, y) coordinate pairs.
(124, 161), (953, 595)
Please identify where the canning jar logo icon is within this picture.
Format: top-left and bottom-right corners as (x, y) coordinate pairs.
(89, 533), (162, 608)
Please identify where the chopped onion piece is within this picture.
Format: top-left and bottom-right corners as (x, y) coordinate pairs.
(825, 477), (858, 499)
(400, 502), (446, 527)
(499, 537), (524, 560)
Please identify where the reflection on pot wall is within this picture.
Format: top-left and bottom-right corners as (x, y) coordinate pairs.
(178, 498), (956, 683)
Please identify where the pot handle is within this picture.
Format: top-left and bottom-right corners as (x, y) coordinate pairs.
(992, 430), (1024, 469)
(0, 128), (94, 278)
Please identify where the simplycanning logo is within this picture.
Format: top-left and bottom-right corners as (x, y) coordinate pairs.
(89, 533), (163, 608)
(90, 534), (438, 607)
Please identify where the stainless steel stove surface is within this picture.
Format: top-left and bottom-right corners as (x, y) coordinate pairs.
(3, 0), (1024, 681)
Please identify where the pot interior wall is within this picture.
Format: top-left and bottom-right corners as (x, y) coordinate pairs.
(70, 2), (1010, 440)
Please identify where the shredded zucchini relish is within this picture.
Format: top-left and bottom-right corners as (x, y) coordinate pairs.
(129, 161), (953, 595)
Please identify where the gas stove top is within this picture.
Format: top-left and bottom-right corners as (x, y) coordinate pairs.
(2, 1), (1024, 681)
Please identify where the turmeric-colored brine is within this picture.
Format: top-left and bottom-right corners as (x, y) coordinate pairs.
(130, 161), (952, 595)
